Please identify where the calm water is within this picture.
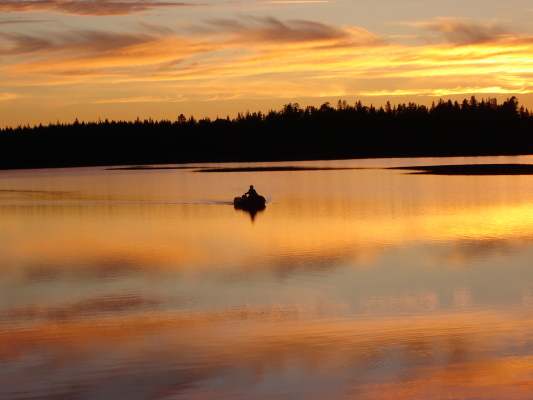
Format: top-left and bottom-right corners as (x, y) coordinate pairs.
(2, 156), (533, 399)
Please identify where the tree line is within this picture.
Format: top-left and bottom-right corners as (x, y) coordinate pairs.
(1, 96), (532, 169)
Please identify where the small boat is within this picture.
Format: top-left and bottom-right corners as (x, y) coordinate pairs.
(234, 195), (266, 210)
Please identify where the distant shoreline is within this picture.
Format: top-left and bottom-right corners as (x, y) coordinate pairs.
(390, 163), (533, 175)
(1, 97), (532, 171)
(3, 153), (533, 172)
(109, 163), (533, 176)
(5, 161), (533, 177)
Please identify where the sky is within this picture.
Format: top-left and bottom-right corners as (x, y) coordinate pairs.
(1, 0), (533, 127)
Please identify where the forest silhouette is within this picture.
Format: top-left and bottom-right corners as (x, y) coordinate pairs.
(1, 96), (532, 170)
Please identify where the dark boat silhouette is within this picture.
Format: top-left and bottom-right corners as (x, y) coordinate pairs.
(233, 194), (266, 210)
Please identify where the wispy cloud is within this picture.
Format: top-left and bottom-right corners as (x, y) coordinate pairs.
(0, 0), (211, 16)
(0, 16), (390, 103)
(0, 93), (23, 101)
(409, 18), (515, 45)
(255, 1), (331, 3)
(208, 17), (343, 42)
(94, 94), (185, 103)
(229, 0), (331, 3)
(0, 16), (384, 60)
(0, 29), (163, 55)
(359, 87), (533, 97)
(190, 16), (385, 49)
(2, 16), (533, 122)
(0, 17), (49, 24)
(0, 0), (330, 16)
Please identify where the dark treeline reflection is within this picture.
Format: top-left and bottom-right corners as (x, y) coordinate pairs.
(1, 96), (533, 169)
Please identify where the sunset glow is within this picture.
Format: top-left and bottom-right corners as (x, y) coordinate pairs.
(1, 0), (533, 127)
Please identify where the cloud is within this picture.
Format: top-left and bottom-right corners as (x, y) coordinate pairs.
(0, 0), (329, 16)
(2, 16), (533, 119)
(0, 32), (54, 55)
(94, 94), (186, 103)
(194, 15), (384, 47)
(255, 0), (331, 3)
(359, 87), (533, 97)
(229, 0), (332, 3)
(0, 16), (384, 62)
(0, 93), (23, 101)
(0, 17), (48, 24)
(410, 18), (515, 45)
(207, 16), (345, 42)
(0, 0), (211, 16)
(0, 29), (163, 56)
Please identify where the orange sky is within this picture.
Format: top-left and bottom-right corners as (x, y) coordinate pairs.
(1, 0), (533, 127)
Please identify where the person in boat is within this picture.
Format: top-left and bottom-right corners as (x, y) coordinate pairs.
(245, 185), (258, 197)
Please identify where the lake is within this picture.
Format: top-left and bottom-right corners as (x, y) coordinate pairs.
(2, 156), (533, 399)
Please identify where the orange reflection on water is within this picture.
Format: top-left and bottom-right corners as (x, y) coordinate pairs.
(2, 300), (533, 399)
(2, 162), (533, 399)
(3, 197), (533, 277)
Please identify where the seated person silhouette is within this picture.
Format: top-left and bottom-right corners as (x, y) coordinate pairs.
(245, 185), (258, 197)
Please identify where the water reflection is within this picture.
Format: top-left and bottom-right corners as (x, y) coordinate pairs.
(2, 301), (533, 399)
(234, 204), (266, 222)
(2, 157), (533, 399)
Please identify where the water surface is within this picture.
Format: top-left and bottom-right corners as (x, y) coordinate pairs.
(2, 156), (533, 399)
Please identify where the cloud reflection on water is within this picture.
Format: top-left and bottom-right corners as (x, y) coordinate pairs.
(2, 302), (533, 399)
(2, 160), (533, 398)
